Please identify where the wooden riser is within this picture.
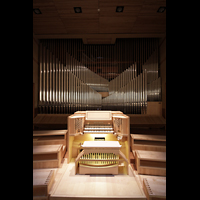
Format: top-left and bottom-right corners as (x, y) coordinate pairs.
(33, 160), (60, 169)
(135, 150), (166, 176)
(33, 186), (48, 196)
(33, 196), (48, 200)
(138, 167), (166, 176)
(131, 134), (166, 152)
(33, 153), (58, 161)
(33, 145), (62, 169)
(33, 130), (67, 155)
(133, 144), (166, 152)
(33, 140), (66, 146)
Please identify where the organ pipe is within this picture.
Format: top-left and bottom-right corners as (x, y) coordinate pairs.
(38, 39), (161, 114)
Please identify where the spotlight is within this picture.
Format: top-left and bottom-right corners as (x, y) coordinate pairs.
(116, 6), (124, 13)
(74, 7), (82, 13)
(157, 7), (166, 13)
(33, 8), (42, 14)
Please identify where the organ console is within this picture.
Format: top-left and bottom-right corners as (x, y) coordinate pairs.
(67, 110), (130, 175)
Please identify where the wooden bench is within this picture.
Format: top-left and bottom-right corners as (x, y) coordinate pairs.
(131, 134), (166, 152)
(135, 150), (166, 176)
(33, 130), (67, 158)
(33, 145), (63, 169)
(143, 176), (166, 200)
(33, 169), (55, 200)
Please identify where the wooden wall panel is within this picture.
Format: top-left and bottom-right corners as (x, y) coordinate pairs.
(33, 33), (39, 118)
(147, 102), (162, 116)
(159, 36), (166, 119)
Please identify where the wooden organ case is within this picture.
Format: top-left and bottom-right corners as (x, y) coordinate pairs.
(67, 111), (130, 175)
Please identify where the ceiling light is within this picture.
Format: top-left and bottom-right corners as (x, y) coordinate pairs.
(74, 7), (82, 13)
(157, 7), (166, 13)
(33, 8), (42, 14)
(116, 6), (124, 13)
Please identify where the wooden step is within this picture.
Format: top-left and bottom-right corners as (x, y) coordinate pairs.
(33, 145), (62, 169)
(135, 150), (166, 176)
(33, 169), (55, 199)
(130, 151), (135, 164)
(33, 130), (67, 158)
(131, 134), (166, 152)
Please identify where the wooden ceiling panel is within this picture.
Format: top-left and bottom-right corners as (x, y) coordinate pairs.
(99, 16), (136, 34)
(134, 15), (166, 25)
(33, 19), (67, 35)
(86, 38), (112, 44)
(33, 0), (54, 7)
(54, 0), (99, 15)
(62, 17), (99, 34)
(33, 0), (166, 42)
(140, 5), (166, 15)
(99, 0), (143, 16)
(131, 24), (166, 34)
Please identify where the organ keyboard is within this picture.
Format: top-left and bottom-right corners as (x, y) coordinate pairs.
(67, 110), (130, 175)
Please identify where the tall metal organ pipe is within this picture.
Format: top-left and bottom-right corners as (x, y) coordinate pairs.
(38, 39), (160, 114)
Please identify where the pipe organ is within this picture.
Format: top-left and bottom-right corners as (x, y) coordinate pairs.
(38, 38), (161, 114)
(67, 111), (130, 175)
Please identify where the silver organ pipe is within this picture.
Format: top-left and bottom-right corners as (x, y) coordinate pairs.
(43, 46), (46, 103)
(49, 52), (52, 104)
(38, 39), (161, 114)
(39, 44), (43, 103)
(46, 49), (49, 103)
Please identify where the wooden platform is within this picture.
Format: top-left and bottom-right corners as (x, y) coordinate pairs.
(131, 134), (166, 152)
(128, 115), (166, 129)
(135, 150), (166, 176)
(33, 114), (70, 125)
(130, 128), (166, 135)
(33, 114), (70, 129)
(33, 145), (63, 169)
(33, 114), (166, 130)
(143, 176), (166, 200)
(50, 162), (146, 200)
(33, 130), (67, 158)
(33, 169), (55, 200)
